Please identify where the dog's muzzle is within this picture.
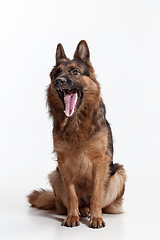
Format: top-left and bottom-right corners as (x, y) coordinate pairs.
(54, 76), (83, 117)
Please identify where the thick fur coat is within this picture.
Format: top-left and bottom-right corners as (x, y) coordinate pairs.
(28, 40), (126, 228)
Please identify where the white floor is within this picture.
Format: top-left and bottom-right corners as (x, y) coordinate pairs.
(1, 165), (160, 240)
(0, 1), (160, 239)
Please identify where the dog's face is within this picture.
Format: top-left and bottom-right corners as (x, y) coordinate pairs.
(50, 40), (100, 117)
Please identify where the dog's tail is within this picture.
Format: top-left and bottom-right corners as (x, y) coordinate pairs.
(27, 189), (56, 210)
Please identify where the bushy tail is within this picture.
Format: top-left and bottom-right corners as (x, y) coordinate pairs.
(27, 189), (55, 210)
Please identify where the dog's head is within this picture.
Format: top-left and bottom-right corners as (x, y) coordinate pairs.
(49, 40), (100, 118)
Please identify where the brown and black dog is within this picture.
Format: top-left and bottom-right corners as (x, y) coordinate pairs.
(28, 40), (126, 228)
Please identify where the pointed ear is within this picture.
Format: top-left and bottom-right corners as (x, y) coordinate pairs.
(74, 40), (90, 62)
(56, 43), (67, 64)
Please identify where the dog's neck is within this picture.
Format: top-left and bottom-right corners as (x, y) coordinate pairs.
(53, 99), (107, 145)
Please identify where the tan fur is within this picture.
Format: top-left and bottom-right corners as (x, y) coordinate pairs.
(102, 165), (126, 208)
(28, 190), (55, 210)
(28, 40), (126, 228)
(28, 165), (126, 214)
(103, 197), (124, 214)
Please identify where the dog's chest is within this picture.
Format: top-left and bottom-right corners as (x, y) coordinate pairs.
(63, 151), (92, 180)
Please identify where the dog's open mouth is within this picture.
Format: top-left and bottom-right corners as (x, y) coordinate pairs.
(57, 89), (82, 117)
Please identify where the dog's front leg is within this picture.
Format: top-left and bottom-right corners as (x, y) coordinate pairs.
(89, 157), (108, 228)
(57, 154), (80, 227)
(62, 181), (80, 227)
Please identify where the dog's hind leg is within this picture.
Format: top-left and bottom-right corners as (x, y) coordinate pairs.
(48, 169), (67, 214)
(28, 169), (67, 214)
(102, 164), (126, 214)
(103, 197), (124, 214)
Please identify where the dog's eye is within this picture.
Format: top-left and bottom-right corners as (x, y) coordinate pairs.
(70, 69), (80, 75)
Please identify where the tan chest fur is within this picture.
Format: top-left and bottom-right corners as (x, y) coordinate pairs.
(54, 128), (108, 185)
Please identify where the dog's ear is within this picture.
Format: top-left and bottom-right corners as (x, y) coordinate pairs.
(74, 40), (90, 62)
(56, 43), (67, 64)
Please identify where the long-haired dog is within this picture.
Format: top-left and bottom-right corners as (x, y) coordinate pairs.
(28, 40), (126, 228)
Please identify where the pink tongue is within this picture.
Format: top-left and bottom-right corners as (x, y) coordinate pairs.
(64, 93), (77, 117)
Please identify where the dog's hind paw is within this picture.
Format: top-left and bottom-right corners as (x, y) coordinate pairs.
(80, 207), (90, 217)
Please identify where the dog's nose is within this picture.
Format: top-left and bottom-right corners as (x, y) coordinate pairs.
(55, 77), (67, 86)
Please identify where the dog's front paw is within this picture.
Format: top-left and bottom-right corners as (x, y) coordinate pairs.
(62, 215), (80, 227)
(89, 217), (105, 229)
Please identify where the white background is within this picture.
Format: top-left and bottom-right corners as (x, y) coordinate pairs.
(0, 0), (160, 239)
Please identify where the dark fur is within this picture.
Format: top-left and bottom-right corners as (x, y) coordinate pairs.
(28, 40), (126, 229)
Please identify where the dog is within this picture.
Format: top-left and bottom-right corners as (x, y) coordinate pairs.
(28, 40), (126, 228)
